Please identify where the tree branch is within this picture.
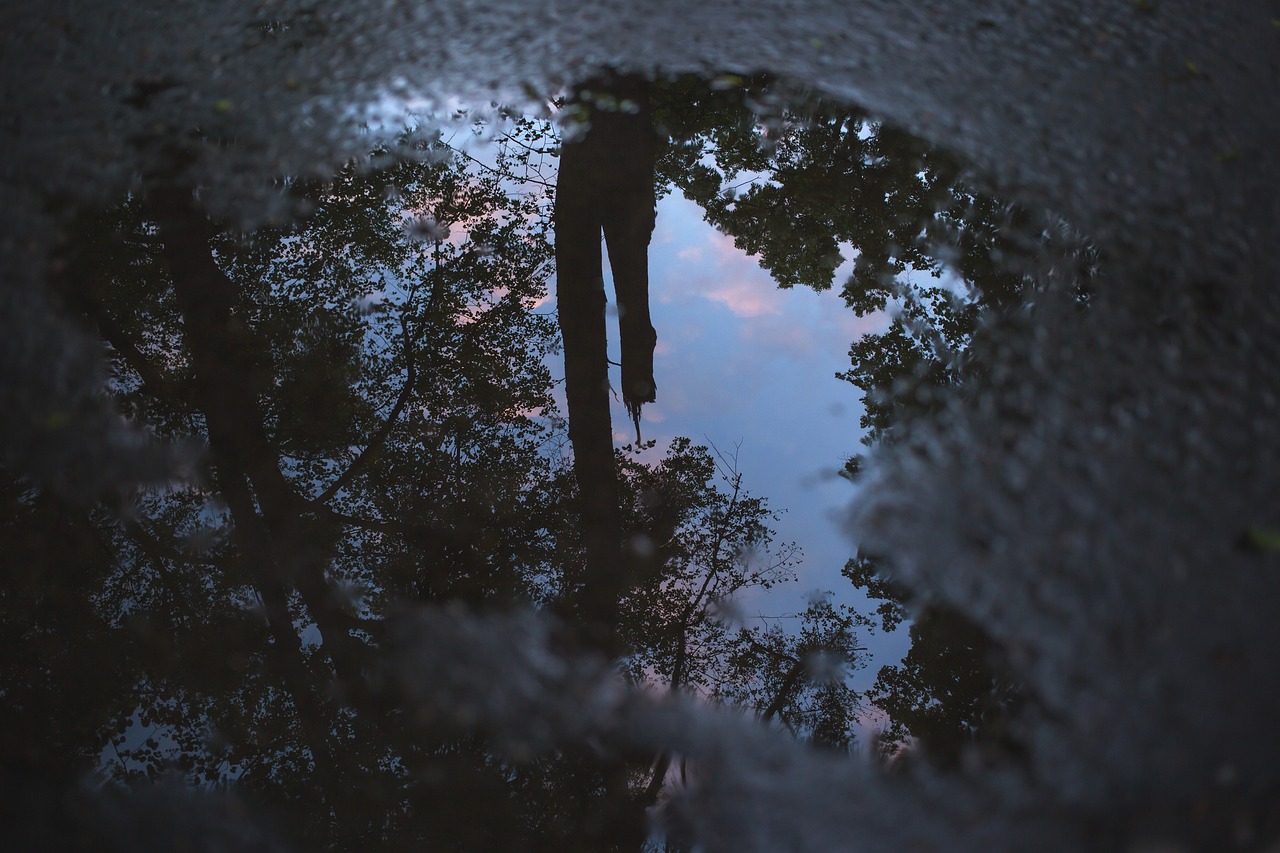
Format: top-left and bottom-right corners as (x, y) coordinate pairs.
(760, 658), (806, 724)
(316, 312), (416, 505)
(445, 141), (557, 189)
(76, 295), (190, 403)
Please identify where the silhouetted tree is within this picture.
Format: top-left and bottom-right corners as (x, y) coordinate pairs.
(649, 75), (1102, 770)
(5, 112), (877, 848)
(553, 73), (661, 649)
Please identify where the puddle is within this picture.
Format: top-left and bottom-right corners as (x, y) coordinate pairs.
(3, 46), (1278, 853)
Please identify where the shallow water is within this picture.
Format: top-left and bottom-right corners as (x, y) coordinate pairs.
(3, 5), (1279, 851)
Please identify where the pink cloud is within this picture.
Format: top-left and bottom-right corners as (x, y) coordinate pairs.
(693, 232), (784, 318)
(703, 279), (782, 318)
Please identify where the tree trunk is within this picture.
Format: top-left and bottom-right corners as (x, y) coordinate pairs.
(554, 74), (659, 647)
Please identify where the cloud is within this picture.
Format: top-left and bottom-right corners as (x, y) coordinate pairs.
(697, 232), (784, 318)
(703, 279), (782, 318)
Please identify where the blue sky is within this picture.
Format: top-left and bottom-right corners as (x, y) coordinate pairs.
(550, 190), (912, 692)
(434, 118), (915, 698)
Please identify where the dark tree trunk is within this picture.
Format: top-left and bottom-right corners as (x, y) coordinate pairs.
(554, 74), (659, 647)
(553, 74), (660, 853)
(147, 184), (369, 716)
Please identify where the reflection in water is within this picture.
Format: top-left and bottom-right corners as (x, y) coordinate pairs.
(4, 74), (1084, 848)
(555, 74), (660, 647)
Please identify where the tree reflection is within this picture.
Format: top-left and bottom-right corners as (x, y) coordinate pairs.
(554, 74), (660, 648)
(0, 70), (1096, 846)
(3, 100), (881, 847)
(649, 74), (1097, 771)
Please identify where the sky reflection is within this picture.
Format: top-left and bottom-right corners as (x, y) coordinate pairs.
(549, 189), (912, 693)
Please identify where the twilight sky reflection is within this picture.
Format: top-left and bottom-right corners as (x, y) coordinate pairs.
(550, 190), (912, 692)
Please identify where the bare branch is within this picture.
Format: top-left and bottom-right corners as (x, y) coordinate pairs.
(77, 295), (191, 403)
(316, 312), (417, 505)
(444, 141), (557, 189)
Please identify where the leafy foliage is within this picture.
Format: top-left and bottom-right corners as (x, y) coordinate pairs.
(2, 115), (877, 848)
(647, 76), (1115, 777)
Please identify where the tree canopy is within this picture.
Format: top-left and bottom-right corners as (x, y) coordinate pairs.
(3, 109), (882, 848)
